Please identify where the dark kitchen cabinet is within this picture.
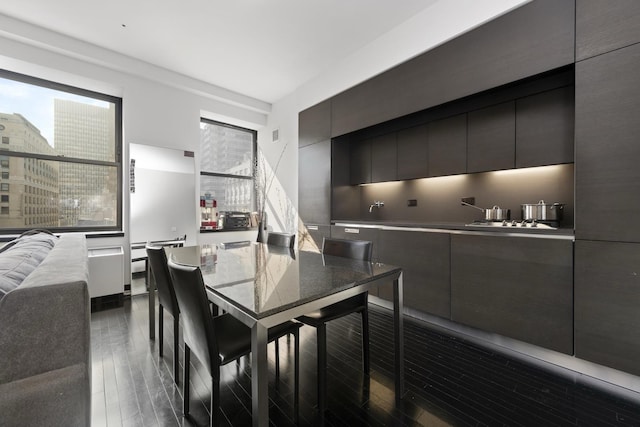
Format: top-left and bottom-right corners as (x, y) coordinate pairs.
(467, 102), (515, 173)
(397, 125), (428, 180)
(576, 0), (640, 61)
(349, 140), (371, 185)
(330, 0), (574, 137)
(298, 140), (331, 225)
(299, 100), (331, 148)
(450, 234), (573, 354)
(575, 240), (640, 377)
(371, 133), (397, 183)
(516, 86), (575, 168)
(378, 230), (450, 318)
(427, 114), (467, 177)
(575, 43), (640, 242)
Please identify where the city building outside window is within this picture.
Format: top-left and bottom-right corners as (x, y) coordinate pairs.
(199, 119), (256, 229)
(0, 70), (122, 234)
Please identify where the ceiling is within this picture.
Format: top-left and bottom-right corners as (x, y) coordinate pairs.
(0, 0), (445, 104)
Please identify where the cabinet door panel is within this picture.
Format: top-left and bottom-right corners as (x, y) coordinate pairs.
(575, 240), (640, 376)
(516, 86), (575, 168)
(468, 101), (515, 173)
(330, 226), (380, 262)
(576, 0), (640, 61)
(349, 140), (371, 185)
(371, 133), (397, 183)
(575, 44), (640, 242)
(299, 100), (331, 148)
(397, 125), (428, 180)
(298, 140), (331, 224)
(428, 114), (467, 177)
(298, 224), (331, 253)
(451, 234), (573, 354)
(378, 230), (450, 318)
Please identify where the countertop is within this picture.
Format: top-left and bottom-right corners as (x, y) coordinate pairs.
(332, 220), (575, 239)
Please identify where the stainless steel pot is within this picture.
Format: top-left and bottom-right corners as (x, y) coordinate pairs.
(461, 201), (510, 221)
(521, 200), (564, 222)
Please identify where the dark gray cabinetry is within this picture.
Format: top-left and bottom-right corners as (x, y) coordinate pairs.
(298, 140), (331, 225)
(331, 0), (574, 137)
(377, 230), (450, 318)
(575, 240), (640, 377)
(371, 133), (397, 183)
(397, 125), (428, 180)
(575, 43), (640, 242)
(576, 0), (640, 61)
(427, 114), (467, 177)
(450, 234), (573, 354)
(516, 86), (575, 168)
(349, 140), (371, 185)
(467, 102), (515, 173)
(298, 100), (331, 148)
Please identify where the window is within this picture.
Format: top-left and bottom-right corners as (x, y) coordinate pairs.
(0, 69), (122, 233)
(1, 207), (8, 215)
(1, 183), (8, 191)
(199, 119), (256, 226)
(1, 195), (8, 202)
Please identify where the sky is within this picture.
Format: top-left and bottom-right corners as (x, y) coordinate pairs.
(0, 76), (109, 147)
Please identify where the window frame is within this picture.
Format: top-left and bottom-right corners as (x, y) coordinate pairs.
(0, 68), (123, 235)
(199, 118), (257, 225)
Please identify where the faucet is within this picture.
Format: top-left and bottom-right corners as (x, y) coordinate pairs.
(369, 201), (384, 213)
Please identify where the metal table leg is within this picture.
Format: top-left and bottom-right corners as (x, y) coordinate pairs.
(393, 271), (405, 404)
(251, 322), (269, 427)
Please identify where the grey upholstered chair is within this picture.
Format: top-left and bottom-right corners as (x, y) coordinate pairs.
(296, 237), (373, 412)
(167, 257), (301, 426)
(146, 244), (180, 384)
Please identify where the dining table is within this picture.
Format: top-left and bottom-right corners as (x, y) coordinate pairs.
(162, 241), (404, 427)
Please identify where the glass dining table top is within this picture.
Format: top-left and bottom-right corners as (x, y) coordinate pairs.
(166, 242), (401, 320)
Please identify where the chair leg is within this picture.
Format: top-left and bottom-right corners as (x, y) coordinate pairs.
(211, 371), (220, 427)
(275, 338), (280, 379)
(294, 329), (300, 425)
(173, 316), (180, 384)
(317, 323), (327, 414)
(158, 304), (164, 357)
(184, 345), (191, 416)
(362, 309), (370, 374)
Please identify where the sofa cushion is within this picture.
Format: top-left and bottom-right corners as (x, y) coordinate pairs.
(0, 233), (57, 298)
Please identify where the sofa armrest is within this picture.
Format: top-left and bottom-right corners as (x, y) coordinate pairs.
(0, 234), (89, 384)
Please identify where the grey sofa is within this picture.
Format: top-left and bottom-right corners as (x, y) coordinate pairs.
(0, 233), (90, 427)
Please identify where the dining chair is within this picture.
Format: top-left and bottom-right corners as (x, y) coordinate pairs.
(146, 244), (181, 384)
(266, 231), (296, 249)
(296, 237), (373, 412)
(167, 257), (301, 426)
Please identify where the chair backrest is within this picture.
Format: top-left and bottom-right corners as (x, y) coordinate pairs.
(146, 244), (180, 316)
(267, 232), (296, 249)
(167, 257), (218, 373)
(321, 238), (372, 262)
(173, 234), (186, 247)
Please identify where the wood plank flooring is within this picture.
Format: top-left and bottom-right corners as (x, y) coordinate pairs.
(91, 294), (640, 426)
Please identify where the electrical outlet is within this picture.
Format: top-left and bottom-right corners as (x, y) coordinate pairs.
(407, 199), (417, 207)
(461, 197), (475, 205)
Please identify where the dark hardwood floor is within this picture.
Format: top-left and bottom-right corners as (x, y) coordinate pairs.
(91, 294), (640, 426)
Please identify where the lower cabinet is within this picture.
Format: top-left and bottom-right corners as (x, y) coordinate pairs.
(377, 230), (450, 318)
(575, 240), (640, 376)
(450, 234), (574, 354)
(330, 225), (381, 296)
(298, 224), (330, 253)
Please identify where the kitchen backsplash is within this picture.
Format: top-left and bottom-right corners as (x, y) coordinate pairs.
(351, 164), (574, 226)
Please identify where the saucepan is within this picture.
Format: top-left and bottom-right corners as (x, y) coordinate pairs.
(521, 200), (564, 222)
(461, 201), (510, 221)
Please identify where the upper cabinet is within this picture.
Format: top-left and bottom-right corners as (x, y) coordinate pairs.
(428, 114), (467, 177)
(467, 102), (515, 174)
(349, 139), (371, 185)
(331, 0), (575, 137)
(298, 100), (331, 148)
(576, 0), (640, 61)
(397, 125), (428, 180)
(516, 86), (575, 168)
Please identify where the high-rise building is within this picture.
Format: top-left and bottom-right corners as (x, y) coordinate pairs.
(0, 112), (59, 228)
(54, 99), (117, 226)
